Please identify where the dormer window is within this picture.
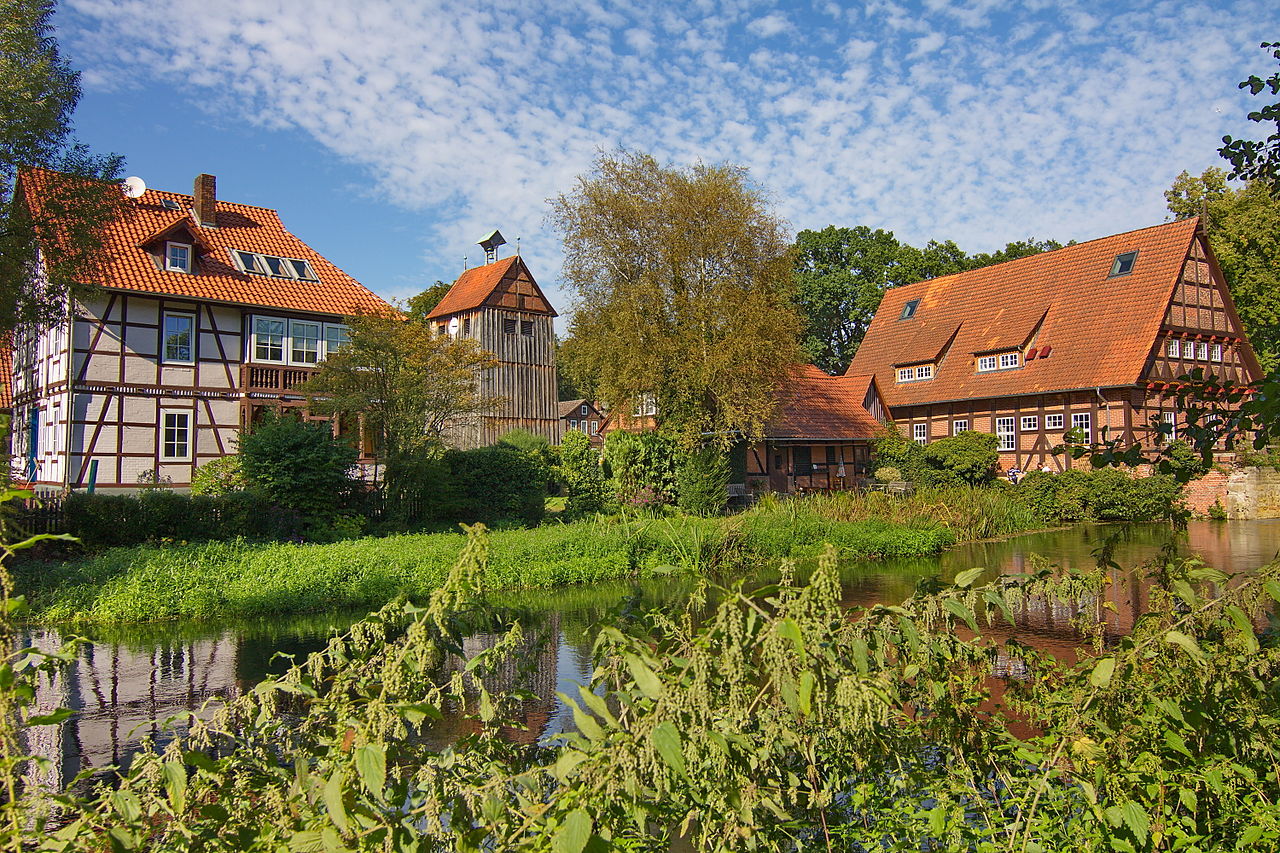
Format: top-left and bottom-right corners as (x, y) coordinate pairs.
(165, 242), (192, 273)
(978, 351), (1021, 372)
(897, 363), (934, 383)
(900, 299), (920, 320)
(1109, 251), (1138, 277)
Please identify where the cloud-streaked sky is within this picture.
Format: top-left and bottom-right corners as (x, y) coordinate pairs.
(58, 0), (1277, 316)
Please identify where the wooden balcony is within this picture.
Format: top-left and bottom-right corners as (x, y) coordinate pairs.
(240, 363), (318, 395)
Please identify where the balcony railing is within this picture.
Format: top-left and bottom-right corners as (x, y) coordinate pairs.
(240, 363), (318, 395)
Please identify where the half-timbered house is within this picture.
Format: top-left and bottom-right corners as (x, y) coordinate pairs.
(9, 169), (390, 490)
(559, 399), (605, 446)
(426, 241), (560, 448)
(846, 218), (1264, 471)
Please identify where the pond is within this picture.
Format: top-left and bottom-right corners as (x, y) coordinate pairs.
(18, 519), (1280, 791)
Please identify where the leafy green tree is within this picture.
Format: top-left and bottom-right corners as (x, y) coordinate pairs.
(0, 0), (125, 334)
(302, 310), (497, 500)
(1219, 41), (1280, 192)
(238, 412), (357, 518)
(559, 428), (610, 517)
(676, 446), (731, 516)
(556, 334), (596, 402)
(603, 429), (682, 505)
(1166, 168), (1280, 370)
(870, 422), (924, 479)
(920, 430), (999, 486)
(405, 281), (452, 323)
(551, 151), (802, 446)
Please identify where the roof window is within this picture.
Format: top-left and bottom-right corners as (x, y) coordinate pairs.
(1109, 251), (1138, 277)
(899, 299), (920, 320)
(161, 198), (181, 211)
(232, 249), (318, 281)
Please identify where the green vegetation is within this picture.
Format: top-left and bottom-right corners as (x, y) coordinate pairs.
(440, 445), (545, 527)
(1018, 468), (1185, 524)
(558, 429), (611, 517)
(675, 446), (731, 516)
(238, 412), (358, 518)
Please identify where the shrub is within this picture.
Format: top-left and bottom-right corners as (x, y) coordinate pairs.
(189, 454), (248, 496)
(498, 428), (559, 492)
(677, 446), (731, 516)
(604, 430), (681, 504)
(871, 422), (923, 480)
(238, 412), (358, 518)
(1159, 439), (1210, 481)
(442, 446), (546, 526)
(873, 466), (902, 483)
(920, 430), (999, 486)
(63, 490), (304, 548)
(1017, 467), (1184, 524)
(559, 430), (611, 517)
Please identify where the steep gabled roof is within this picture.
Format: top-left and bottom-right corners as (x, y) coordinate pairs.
(427, 254), (557, 319)
(18, 168), (390, 317)
(768, 365), (883, 439)
(558, 399), (589, 418)
(847, 219), (1202, 406)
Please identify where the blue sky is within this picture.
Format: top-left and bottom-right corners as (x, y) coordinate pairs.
(57, 0), (1278, 321)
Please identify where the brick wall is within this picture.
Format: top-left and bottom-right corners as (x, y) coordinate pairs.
(1182, 469), (1230, 517)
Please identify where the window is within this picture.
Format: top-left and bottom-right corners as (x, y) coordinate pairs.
(520, 320), (534, 337)
(437, 324), (447, 336)
(162, 313), (194, 363)
(570, 419), (578, 430)
(916, 364), (933, 379)
(978, 355), (998, 372)
(1109, 251), (1138, 277)
(323, 323), (350, 356)
(1021, 415), (1038, 432)
(236, 251), (263, 274)
(1166, 339), (1180, 358)
(1181, 340), (1196, 359)
(794, 446), (813, 476)
(580, 404), (589, 416)
(286, 259), (314, 279)
(253, 317), (285, 362)
(913, 423), (928, 444)
(898, 367), (915, 382)
(160, 410), (191, 461)
(231, 250), (319, 281)
(503, 318), (517, 335)
(1162, 411), (1177, 441)
(1196, 342), (1208, 361)
(1045, 413), (1064, 431)
(462, 317), (471, 336)
(264, 256), (289, 277)
(900, 299), (920, 320)
(165, 242), (192, 273)
(952, 419), (969, 435)
(999, 352), (1020, 369)
(1211, 343), (1223, 362)
(290, 320), (321, 364)
(1071, 412), (1091, 441)
(996, 417), (1016, 452)
(590, 420), (599, 434)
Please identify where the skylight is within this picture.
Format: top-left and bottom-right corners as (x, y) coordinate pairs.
(161, 199), (181, 211)
(1109, 251), (1138, 277)
(900, 299), (920, 320)
(231, 249), (319, 281)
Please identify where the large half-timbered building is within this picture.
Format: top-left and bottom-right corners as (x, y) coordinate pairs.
(9, 169), (390, 490)
(846, 218), (1264, 471)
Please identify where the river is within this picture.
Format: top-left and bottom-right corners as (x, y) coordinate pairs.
(18, 519), (1280, 790)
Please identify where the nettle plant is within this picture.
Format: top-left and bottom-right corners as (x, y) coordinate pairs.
(4, 494), (1280, 851)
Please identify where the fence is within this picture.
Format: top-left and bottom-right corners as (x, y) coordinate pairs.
(9, 491), (67, 536)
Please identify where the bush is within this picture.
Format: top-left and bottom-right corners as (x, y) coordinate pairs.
(677, 446), (731, 516)
(604, 431), (681, 505)
(920, 430), (999, 486)
(874, 467), (902, 483)
(871, 422), (923, 480)
(559, 430), (611, 517)
(498, 428), (560, 492)
(189, 454), (248, 496)
(1159, 439), (1210, 481)
(63, 490), (304, 548)
(239, 412), (358, 518)
(442, 446), (546, 526)
(1017, 468), (1184, 524)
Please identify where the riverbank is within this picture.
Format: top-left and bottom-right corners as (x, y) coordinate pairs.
(16, 487), (1045, 623)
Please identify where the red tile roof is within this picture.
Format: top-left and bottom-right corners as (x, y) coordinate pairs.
(847, 219), (1204, 407)
(428, 256), (520, 319)
(768, 365), (883, 439)
(18, 168), (390, 317)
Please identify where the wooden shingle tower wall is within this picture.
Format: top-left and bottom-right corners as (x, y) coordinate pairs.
(426, 249), (560, 448)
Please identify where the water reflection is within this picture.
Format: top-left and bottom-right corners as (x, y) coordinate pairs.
(20, 519), (1280, 788)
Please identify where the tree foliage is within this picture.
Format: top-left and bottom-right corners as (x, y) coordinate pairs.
(1166, 168), (1280, 371)
(1219, 41), (1280, 193)
(301, 310), (497, 499)
(237, 412), (357, 518)
(920, 430), (999, 486)
(559, 428), (611, 517)
(404, 280), (452, 323)
(676, 445), (731, 516)
(793, 226), (1063, 373)
(551, 151), (802, 446)
(0, 0), (125, 334)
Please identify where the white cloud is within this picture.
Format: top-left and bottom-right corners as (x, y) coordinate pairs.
(60, 0), (1278, 313)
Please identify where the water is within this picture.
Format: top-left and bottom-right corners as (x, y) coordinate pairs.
(19, 519), (1280, 789)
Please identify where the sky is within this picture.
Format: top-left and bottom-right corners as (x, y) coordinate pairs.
(56, 0), (1279, 322)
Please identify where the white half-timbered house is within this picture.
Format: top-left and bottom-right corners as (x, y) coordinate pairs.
(9, 170), (391, 491)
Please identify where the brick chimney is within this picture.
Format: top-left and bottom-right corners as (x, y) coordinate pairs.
(193, 174), (217, 227)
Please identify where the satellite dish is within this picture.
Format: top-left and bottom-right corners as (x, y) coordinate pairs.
(121, 176), (147, 198)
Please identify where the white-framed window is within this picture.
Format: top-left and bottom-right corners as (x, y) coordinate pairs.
(235, 251), (263, 274)
(977, 355), (998, 372)
(953, 419), (969, 435)
(253, 316), (286, 362)
(1071, 412), (1092, 442)
(591, 420), (599, 434)
(1211, 343), (1223, 363)
(1045, 413), (1064, 431)
(290, 320), (321, 365)
(916, 364), (933, 379)
(165, 242), (192, 273)
(162, 312), (195, 363)
(898, 367), (915, 382)
(569, 419), (578, 430)
(231, 250), (319, 281)
(1021, 415), (1038, 432)
(996, 417), (1016, 452)
(159, 409), (192, 461)
(1162, 411), (1177, 441)
(1166, 339), (1180, 358)
(913, 423), (928, 444)
(1181, 340), (1196, 359)
(999, 352), (1020, 369)
(323, 323), (350, 357)
(580, 404), (589, 416)
(1196, 342), (1209, 361)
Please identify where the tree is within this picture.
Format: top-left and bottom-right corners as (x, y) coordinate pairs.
(793, 227), (1063, 373)
(1166, 168), (1280, 371)
(0, 0), (125, 334)
(405, 280), (452, 323)
(556, 333), (596, 402)
(551, 151), (802, 447)
(1219, 41), (1280, 193)
(301, 310), (497, 499)
(238, 412), (357, 518)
